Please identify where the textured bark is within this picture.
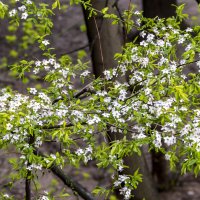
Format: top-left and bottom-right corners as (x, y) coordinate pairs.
(82, 0), (122, 78)
(37, 150), (95, 200)
(82, 1), (158, 199)
(51, 164), (95, 200)
(25, 178), (31, 200)
(123, 153), (157, 200)
(152, 150), (171, 190)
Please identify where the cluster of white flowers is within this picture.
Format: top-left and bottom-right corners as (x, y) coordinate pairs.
(88, 115), (101, 125)
(26, 163), (42, 171)
(71, 110), (84, 121)
(153, 131), (162, 148)
(35, 136), (43, 148)
(9, 9), (17, 17)
(80, 70), (90, 77)
(42, 40), (50, 46)
(114, 175), (132, 199)
(118, 89), (127, 101)
(164, 135), (176, 146)
(38, 196), (49, 200)
(37, 191), (49, 200)
(114, 174), (129, 187)
(132, 125), (146, 139)
(33, 58), (56, 74)
(119, 186), (131, 200)
(179, 109), (200, 151)
(75, 145), (93, 163)
(111, 21), (200, 157)
(103, 69), (117, 80)
(29, 88), (37, 95)
(9, 0), (32, 19)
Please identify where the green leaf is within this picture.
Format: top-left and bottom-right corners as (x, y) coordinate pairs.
(60, 193), (70, 197)
(102, 7), (108, 14)
(52, 1), (58, 9)
(52, 0), (61, 9)
(0, 2), (8, 19)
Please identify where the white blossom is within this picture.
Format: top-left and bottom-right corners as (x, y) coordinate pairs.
(9, 9), (17, 17)
(29, 88), (37, 95)
(21, 12), (28, 19)
(18, 5), (26, 12)
(42, 40), (50, 46)
(81, 70), (90, 77)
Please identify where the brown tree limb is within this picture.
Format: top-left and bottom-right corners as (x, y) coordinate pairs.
(36, 150), (95, 200)
(25, 135), (35, 200)
(50, 164), (95, 200)
(25, 178), (31, 200)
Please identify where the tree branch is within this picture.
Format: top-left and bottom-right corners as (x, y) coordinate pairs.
(50, 164), (95, 200)
(25, 178), (31, 200)
(25, 135), (35, 200)
(112, 0), (126, 42)
(60, 44), (89, 56)
(52, 82), (94, 104)
(36, 150), (95, 200)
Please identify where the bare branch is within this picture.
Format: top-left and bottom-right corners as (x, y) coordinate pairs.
(50, 164), (95, 200)
(112, 0), (126, 42)
(60, 44), (89, 56)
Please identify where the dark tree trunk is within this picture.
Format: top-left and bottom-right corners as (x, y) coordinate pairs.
(82, 1), (158, 199)
(152, 149), (171, 190)
(82, 0), (122, 78)
(143, 0), (178, 190)
(143, 0), (177, 18)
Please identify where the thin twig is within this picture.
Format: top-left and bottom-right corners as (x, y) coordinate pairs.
(60, 44), (89, 56)
(93, 16), (105, 73)
(52, 82), (94, 104)
(125, 0), (132, 42)
(112, 0), (126, 43)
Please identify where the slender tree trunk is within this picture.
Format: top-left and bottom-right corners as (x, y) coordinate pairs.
(82, 0), (122, 78)
(143, 0), (178, 190)
(82, 1), (158, 199)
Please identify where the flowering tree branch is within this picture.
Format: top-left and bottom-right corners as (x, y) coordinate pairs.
(1, 2), (200, 199)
